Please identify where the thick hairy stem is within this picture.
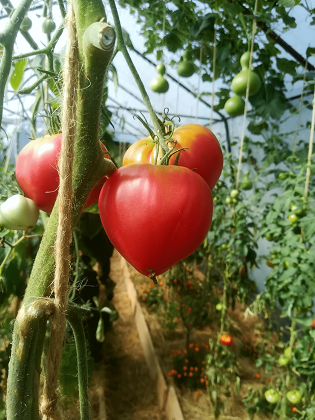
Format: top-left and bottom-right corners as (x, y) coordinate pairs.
(67, 308), (91, 420)
(7, 0), (116, 415)
(6, 299), (55, 419)
(41, 3), (78, 418)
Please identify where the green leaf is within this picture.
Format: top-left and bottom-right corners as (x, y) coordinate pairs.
(10, 60), (27, 91)
(110, 64), (118, 93)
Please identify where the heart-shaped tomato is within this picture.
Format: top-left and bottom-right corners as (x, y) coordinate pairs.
(98, 164), (213, 277)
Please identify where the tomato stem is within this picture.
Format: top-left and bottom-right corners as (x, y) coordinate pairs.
(107, 0), (169, 155)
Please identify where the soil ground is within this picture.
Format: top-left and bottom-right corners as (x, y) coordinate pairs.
(103, 251), (166, 420)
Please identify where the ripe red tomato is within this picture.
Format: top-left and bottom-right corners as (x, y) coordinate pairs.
(16, 134), (109, 213)
(220, 334), (233, 346)
(123, 124), (223, 190)
(98, 164), (213, 277)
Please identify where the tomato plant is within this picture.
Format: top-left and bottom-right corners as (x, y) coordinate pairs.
(20, 16), (32, 31)
(286, 390), (302, 404)
(42, 17), (56, 34)
(265, 389), (280, 404)
(278, 355), (289, 366)
(220, 333), (233, 346)
(16, 134), (109, 213)
(98, 164), (213, 278)
(0, 195), (39, 231)
(123, 124), (223, 190)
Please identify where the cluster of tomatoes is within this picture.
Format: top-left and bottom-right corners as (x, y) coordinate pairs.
(169, 343), (210, 390)
(99, 123), (223, 279)
(2, 123), (223, 280)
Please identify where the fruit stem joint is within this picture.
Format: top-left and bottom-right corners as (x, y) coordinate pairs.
(83, 22), (116, 56)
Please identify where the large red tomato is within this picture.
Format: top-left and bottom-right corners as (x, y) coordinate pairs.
(16, 134), (109, 213)
(123, 124), (223, 190)
(98, 163), (213, 277)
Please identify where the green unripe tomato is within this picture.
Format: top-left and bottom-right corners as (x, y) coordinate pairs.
(288, 214), (299, 225)
(156, 63), (166, 76)
(177, 60), (194, 78)
(290, 203), (305, 217)
(225, 196), (232, 205)
(232, 198), (238, 204)
(278, 172), (288, 180)
(20, 16), (32, 31)
(286, 390), (302, 404)
(230, 189), (239, 198)
(150, 75), (169, 93)
(278, 355), (289, 366)
(216, 303), (223, 311)
(265, 389), (280, 404)
(264, 233), (273, 241)
(220, 244), (228, 250)
(224, 95), (245, 117)
(213, 196), (218, 202)
(0, 195), (39, 230)
(42, 18), (56, 34)
(284, 347), (292, 359)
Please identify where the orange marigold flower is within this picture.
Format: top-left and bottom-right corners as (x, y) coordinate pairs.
(174, 279), (177, 284)
(184, 372), (187, 376)
(159, 282), (163, 286)
(177, 350), (182, 355)
(201, 367), (205, 371)
(177, 318), (181, 322)
(171, 350), (175, 354)
(177, 374), (181, 378)
(176, 307), (180, 311)
(194, 367), (198, 371)
(195, 391), (199, 397)
(189, 343), (194, 349)
(190, 367), (194, 371)
(202, 361), (206, 365)
(255, 374), (261, 379)
(142, 298), (146, 301)
(167, 371), (173, 376)
(189, 372), (193, 377)
(206, 381), (209, 386)
(142, 289), (145, 293)
(183, 366), (187, 371)
(200, 378), (204, 383)
(195, 347), (199, 352)
(183, 349), (187, 354)
(185, 359), (189, 363)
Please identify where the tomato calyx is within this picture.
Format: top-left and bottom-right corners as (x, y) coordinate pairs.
(147, 269), (158, 285)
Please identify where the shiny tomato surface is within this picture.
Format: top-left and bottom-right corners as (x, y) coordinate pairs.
(99, 164), (213, 276)
(16, 134), (108, 213)
(123, 124), (223, 190)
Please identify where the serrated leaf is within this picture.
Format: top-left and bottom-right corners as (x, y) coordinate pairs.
(10, 60), (27, 91)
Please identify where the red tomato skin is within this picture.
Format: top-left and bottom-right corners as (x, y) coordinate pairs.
(98, 164), (213, 276)
(123, 124), (223, 190)
(170, 125), (223, 190)
(16, 134), (108, 213)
